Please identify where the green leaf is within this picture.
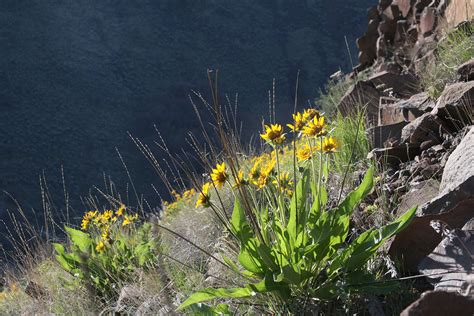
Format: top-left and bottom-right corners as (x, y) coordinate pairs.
(231, 198), (252, 245)
(338, 206), (417, 273)
(335, 166), (374, 243)
(178, 287), (254, 311)
(65, 226), (92, 253)
(287, 169), (309, 247)
(238, 247), (263, 274)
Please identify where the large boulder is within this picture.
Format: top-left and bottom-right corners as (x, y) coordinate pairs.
(440, 127), (474, 193)
(400, 113), (443, 144)
(368, 70), (420, 97)
(378, 92), (433, 125)
(338, 80), (381, 124)
(458, 58), (474, 82)
(418, 224), (474, 293)
(367, 121), (408, 148)
(367, 143), (421, 165)
(432, 81), (474, 129)
(401, 290), (474, 316)
(389, 126), (474, 271)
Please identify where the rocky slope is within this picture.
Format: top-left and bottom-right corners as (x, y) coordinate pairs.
(335, 0), (474, 313)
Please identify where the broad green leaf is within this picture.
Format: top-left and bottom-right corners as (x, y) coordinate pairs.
(331, 166), (374, 245)
(346, 271), (400, 294)
(249, 274), (291, 299)
(334, 206), (417, 273)
(287, 169), (309, 246)
(238, 247), (263, 274)
(231, 198), (252, 245)
(178, 287), (254, 311)
(65, 226), (92, 253)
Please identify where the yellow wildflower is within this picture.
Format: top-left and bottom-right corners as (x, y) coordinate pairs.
(171, 190), (181, 201)
(302, 108), (320, 122)
(302, 116), (326, 137)
(81, 211), (98, 231)
(273, 172), (294, 196)
(296, 144), (313, 162)
(104, 210), (113, 219)
(322, 136), (339, 153)
(116, 204), (126, 216)
(95, 241), (106, 253)
(211, 162), (228, 188)
(183, 188), (196, 199)
(287, 112), (305, 131)
(260, 124), (286, 145)
(122, 213), (139, 227)
(101, 226), (110, 240)
(233, 170), (247, 188)
(196, 182), (211, 208)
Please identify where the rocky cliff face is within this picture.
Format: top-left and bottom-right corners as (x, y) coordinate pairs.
(334, 0), (474, 311)
(0, 1), (374, 226)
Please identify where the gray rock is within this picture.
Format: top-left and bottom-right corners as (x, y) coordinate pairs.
(378, 92), (433, 125)
(115, 285), (145, 313)
(432, 81), (474, 128)
(401, 113), (443, 144)
(418, 226), (474, 293)
(458, 58), (474, 81)
(400, 290), (474, 316)
(440, 126), (474, 194)
(368, 70), (420, 97)
(367, 143), (421, 165)
(338, 80), (381, 124)
(367, 121), (408, 148)
(397, 179), (440, 215)
(389, 186), (474, 271)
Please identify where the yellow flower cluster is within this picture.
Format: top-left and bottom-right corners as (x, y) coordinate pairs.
(163, 188), (196, 210)
(249, 154), (276, 189)
(272, 172), (294, 196)
(260, 108), (338, 162)
(170, 109), (340, 210)
(80, 204), (138, 253)
(196, 182), (211, 208)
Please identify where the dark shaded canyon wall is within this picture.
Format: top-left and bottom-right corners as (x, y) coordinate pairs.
(0, 0), (374, 223)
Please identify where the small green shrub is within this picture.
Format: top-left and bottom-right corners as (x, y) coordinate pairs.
(176, 110), (416, 314)
(420, 23), (474, 99)
(53, 205), (159, 300)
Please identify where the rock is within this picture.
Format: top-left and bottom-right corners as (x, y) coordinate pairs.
(393, 0), (415, 17)
(458, 58), (474, 81)
(389, 181), (474, 271)
(378, 92), (433, 125)
(338, 81), (381, 124)
(418, 225), (474, 293)
(414, 0), (432, 14)
(420, 138), (439, 150)
(116, 285), (145, 312)
(136, 296), (170, 315)
(368, 70), (420, 97)
(463, 218), (474, 230)
(367, 121), (408, 148)
(432, 82), (474, 129)
(439, 127), (474, 194)
(401, 113), (443, 144)
(400, 290), (474, 316)
(420, 163), (441, 178)
(419, 7), (437, 36)
(397, 179), (440, 214)
(367, 143), (421, 165)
